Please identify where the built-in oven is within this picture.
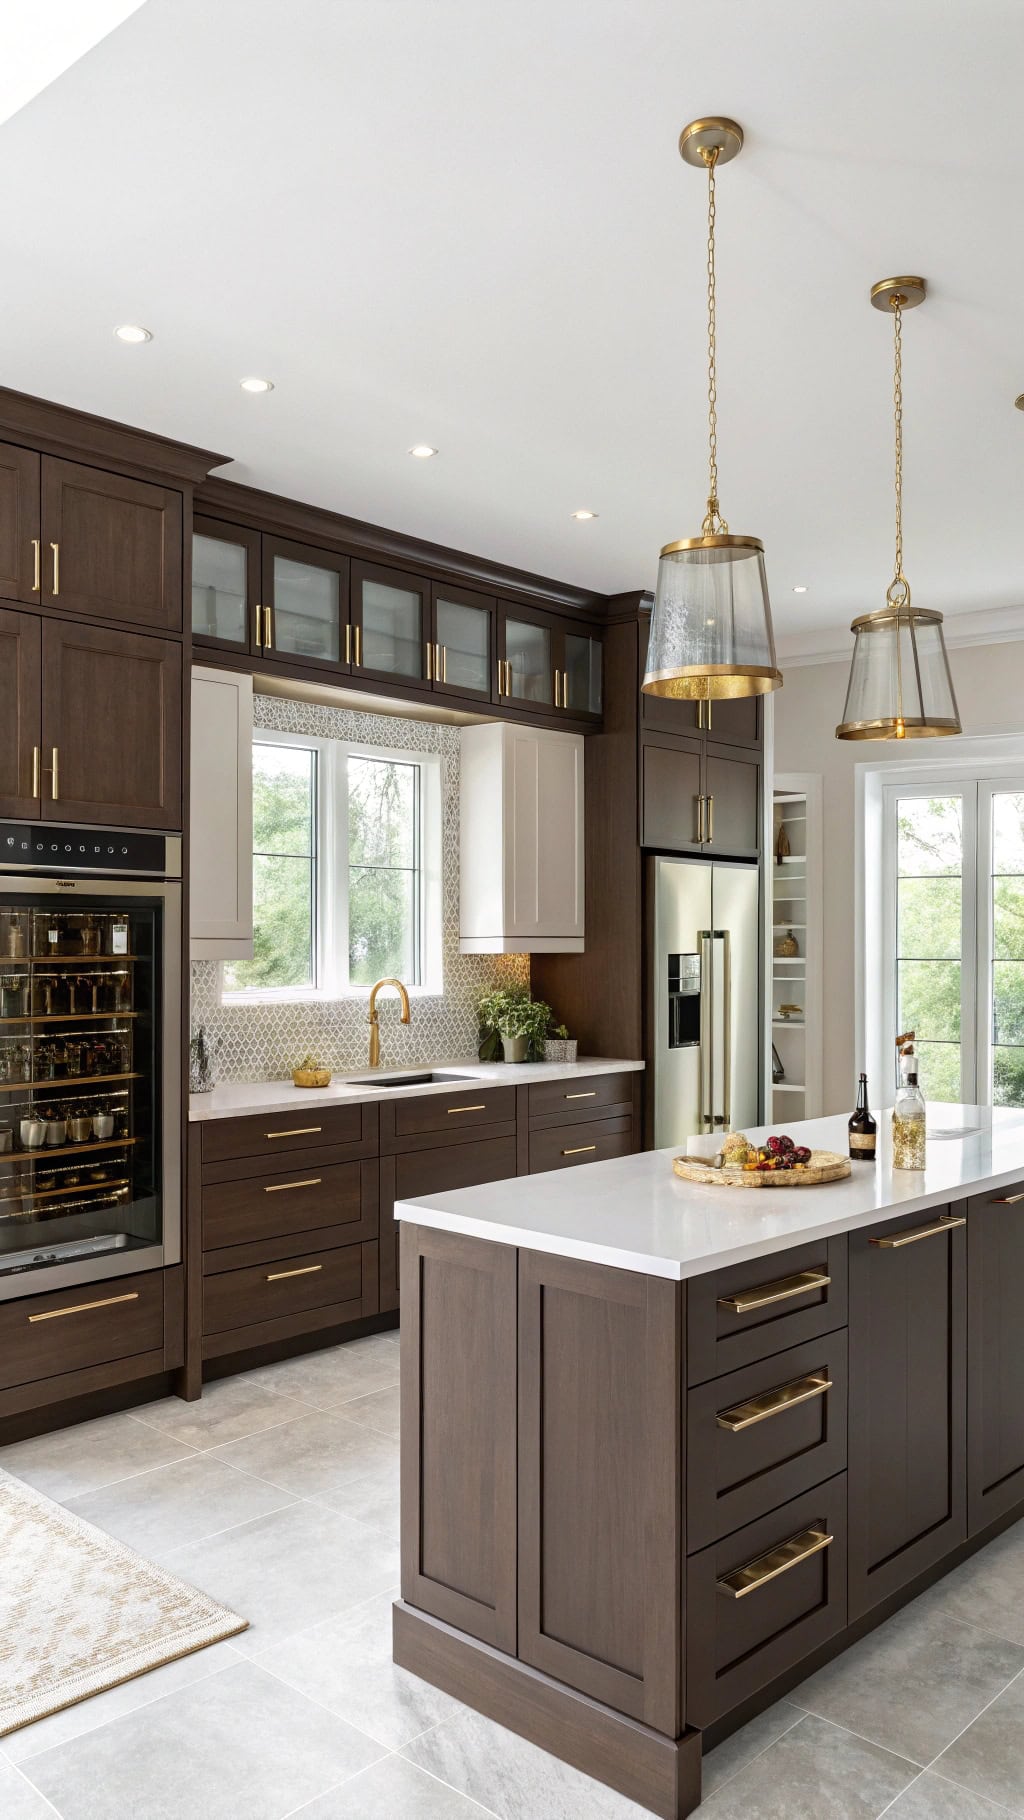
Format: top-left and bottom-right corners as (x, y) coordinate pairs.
(0, 822), (181, 1301)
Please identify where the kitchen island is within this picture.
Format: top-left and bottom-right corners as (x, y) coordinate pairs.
(393, 1106), (1024, 1818)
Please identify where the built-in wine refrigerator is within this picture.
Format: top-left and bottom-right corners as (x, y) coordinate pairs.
(0, 823), (181, 1299)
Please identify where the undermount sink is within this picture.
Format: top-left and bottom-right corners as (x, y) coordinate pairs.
(343, 1071), (477, 1090)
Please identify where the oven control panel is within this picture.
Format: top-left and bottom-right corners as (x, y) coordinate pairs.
(0, 822), (175, 877)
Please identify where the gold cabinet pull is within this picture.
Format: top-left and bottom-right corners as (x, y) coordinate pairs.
(264, 604), (273, 648)
(255, 603), (264, 646)
(29, 1291), (139, 1324)
(562, 670), (569, 708)
(50, 747), (59, 802)
(706, 698), (713, 730)
(554, 669), (561, 708)
(31, 538), (40, 592)
(562, 1144), (597, 1156)
(441, 644), (447, 683)
(870, 1214), (966, 1249)
(718, 1270), (831, 1315)
(717, 1373), (833, 1433)
(264, 1126), (322, 1139)
(717, 1527), (833, 1600)
(49, 542), (59, 595)
(354, 625), (362, 666)
(992, 1191), (1024, 1204)
(264, 1177), (322, 1194)
(448, 1103), (486, 1113)
(426, 642), (433, 681)
(266, 1264), (323, 1281)
(697, 795), (705, 843)
(707, 794), (714, 843)
(565, 1090), (597, 1100)
(345, 623), (352, 663)
(31, 746), (40, 799)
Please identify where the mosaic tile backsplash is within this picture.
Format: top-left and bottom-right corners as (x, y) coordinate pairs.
(190, 694), (529, 1082)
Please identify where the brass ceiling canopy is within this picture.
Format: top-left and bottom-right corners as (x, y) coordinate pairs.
(836, 276), (961, 741)
(642, 117), (781, 702)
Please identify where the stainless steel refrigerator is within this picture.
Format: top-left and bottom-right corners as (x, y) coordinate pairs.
(648, 856), (761, 1149)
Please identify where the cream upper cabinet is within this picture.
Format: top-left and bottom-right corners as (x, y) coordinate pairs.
(460, 722), (584, 953)
(189, 666), (253, 960)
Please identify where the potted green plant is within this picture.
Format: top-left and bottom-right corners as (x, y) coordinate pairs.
(478, 987), (552, 1064)
(543, 1021), (578, 1065)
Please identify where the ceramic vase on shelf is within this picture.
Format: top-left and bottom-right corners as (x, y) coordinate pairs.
(775, 929), (800, 957)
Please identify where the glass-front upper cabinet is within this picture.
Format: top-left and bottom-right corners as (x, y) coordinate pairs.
(430, 584), (495, 702)
(191, 517), (260, 650)
(351, 561), (426, 687)
(498, 608), (553, 707)
(562, 629), (603, 719)
(260, 537), (350, 671)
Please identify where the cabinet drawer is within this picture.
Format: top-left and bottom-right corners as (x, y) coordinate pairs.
(685, 1474), (847, 1727)
(201, 1102), (370, 1165)
(529, 1114), (633, 1174)
(0, 1270), (163, 1388)
(687, 1332), (848, 1552)
(203, 1159), (376, 1254)
(688, 1237), (848, 1386)
(527, 1072), (635, 1124)
(394, 1133), (517, 1200)
(393, 1085), (516, 1140)
(203, 1243), (366, 1337)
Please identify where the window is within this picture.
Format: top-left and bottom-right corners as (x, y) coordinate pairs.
(223, 732), (441, 1001)
(875, 771), (1024, 1107)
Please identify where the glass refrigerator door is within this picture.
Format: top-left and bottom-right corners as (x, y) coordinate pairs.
(0, 895), (163, 1284)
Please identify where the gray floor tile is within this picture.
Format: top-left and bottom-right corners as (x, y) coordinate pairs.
(934, 1671), (1024, 1811)
(696, 1713), (918, 1819)
(701, 1699), (805, 1797)
(4, 1639), (240, 1764)
(259, 1590), (462, 1750)
(883, 1768), (1017, 1817)
(161, 1498), (399, 1656)
(294, 1753), (498, 1817)
(0, 1758), (65, 1819)
(0, 1411), (194, 1502)
(338, 1383), (401, 1438)
(132, 1376), (315, 1449)
(791, 1598), (1024, 1764)
(313, 1457), (401, 1543)
(242, 1335), (400, 1410)
(210, 1407), (397, 1498)
(19, 1660), (384, 1820)
(65, 1452), (296, 1559)
(404, 1705), (651, 1817)
(919, 1519), (1024, 1646)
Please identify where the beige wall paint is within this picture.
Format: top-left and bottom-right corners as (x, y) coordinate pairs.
(773, 638), (1024, 1114)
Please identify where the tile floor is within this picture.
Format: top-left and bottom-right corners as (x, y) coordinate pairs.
(3, 1330), (1024, 1818)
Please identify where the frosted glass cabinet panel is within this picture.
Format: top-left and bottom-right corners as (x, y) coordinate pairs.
(564, 632), (602, 717)
(191, 517), (259, 650)
(261, 537), (349, 669)
(433, 586), (494, 701)
(353, 562), (426, 685)
(501, 614), (552, 706)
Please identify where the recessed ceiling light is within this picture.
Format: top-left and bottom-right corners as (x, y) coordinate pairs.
(570, 509), (598, 521)
(792, 585), (808, 593)
(240, 376), (274, 394)
(114, 323), (151, 344)
(408, 445), (438, 458)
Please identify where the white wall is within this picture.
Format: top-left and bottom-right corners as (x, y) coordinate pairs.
(773, 638), (1024, 1114)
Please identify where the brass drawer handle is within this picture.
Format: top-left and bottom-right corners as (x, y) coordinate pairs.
(562, 1144), (597, 1156)
(31, 746), (40, 799)
(29, 1291), (139, 1324)
(992, 1192), (1024, 1204)
(718, 1269), (831, 1314)
(50, 747), (59, 802)
(256, 603), (264, 645)
(718, 1526), (833, 1600)
(266, 1264), (323, 1282)
(50, 541), (60, 595)
(354, 624), (362, 666)
(870, 1214), (966, 1249)
(440, 644), (447, 683)
(345, 623), (352, 663)
(31, 538), (40, 592)
(426, 642), (433, 681)
(565, 1090), (597, 1100)
(264, 1126), (323, 1139)
(264, 1177), (322, 1194)
(707, 793), (714, 842)
(447, 1103), (486, 1113)
(717, 1373), (833, 1433)
(264, 604), (273, 647)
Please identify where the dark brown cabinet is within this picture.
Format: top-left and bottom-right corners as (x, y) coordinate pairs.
(0, 440), (41, 603)
(848, 1207), (966, 1620)
(0, 606), (41, 816)
(191, 515), (260, 651)
(352, 559), (427, 687)
(380, 1132), (518, 1314)
(41, 459), (182, 632)
(430, 583), (495, 703)
(261, 536), (351, 671)
(642, 730), (760, 856)
(497, 605), (602, 722)
(704, 741), (760, 858)
(41, 620), (183, 829)
(967, 1180), (1024, 1532)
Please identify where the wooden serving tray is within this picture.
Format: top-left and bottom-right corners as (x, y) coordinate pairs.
(673, 1149), (851, 1188)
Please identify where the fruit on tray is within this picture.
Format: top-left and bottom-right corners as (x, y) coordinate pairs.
(718, 1131), (812, 1172)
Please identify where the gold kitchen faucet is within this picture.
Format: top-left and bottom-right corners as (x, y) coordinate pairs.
(366, 978), (411, 1068)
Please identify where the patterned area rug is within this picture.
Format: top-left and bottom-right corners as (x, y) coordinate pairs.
(0, 1466), (247, 1735)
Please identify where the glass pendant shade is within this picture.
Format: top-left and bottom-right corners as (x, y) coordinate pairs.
(643, 533), (782, 699)
(836, 605), (960, 739)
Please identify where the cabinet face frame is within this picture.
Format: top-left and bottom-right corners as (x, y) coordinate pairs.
(0, 605), (42, 818)
(429, 581), (496, 703)
(260, 534), (351, 675)
(351, 558), (429, 689)
(0, 440), (41, 605)
(191, 515), (262, 656)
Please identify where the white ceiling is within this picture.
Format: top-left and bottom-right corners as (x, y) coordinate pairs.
(1, 0), (1023, 655)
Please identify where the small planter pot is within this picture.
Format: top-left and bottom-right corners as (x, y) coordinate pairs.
(543, 1039), (578, 1064)
(500, 1034), (529, 1064)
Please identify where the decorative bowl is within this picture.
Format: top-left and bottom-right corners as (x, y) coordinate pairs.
(292, 1064), (332, 1089)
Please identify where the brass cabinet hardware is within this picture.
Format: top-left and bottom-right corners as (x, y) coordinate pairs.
(705, 698), (713, 729)
(263, 1177), (322, 1194)
(707, 793), (715, 842)
(562, 1144), (597, 1156)
(264, 1126), (322, 1139)
(345, 623), (352, 663)
(562, 670), (569, 708)
(31, 538), (40, 592)
(554, 670), (561, 708)
(426, 642), (433, 682)
(697, 795), (705, 842)
(441, 644), (447, 682)
(256, 603), (264, 646)
(447, 1103), (486, 1114)
(697, 699), (703, 729)
(264, 604), (273, 647)
(354, 624), (362, 666)
(565, 1091), (597, 1100)
(717, 1526), (833, 1600)
(717, 1373), (833, 1432)
(718, 1269), (831, 1314)
(266, 1264), (323, 1281)
(50, 747), (59, 802)
(870, 1214), (966, 1249)
(50, 542), (60, 595)
(29, 1291), (139, 1324)
(992, 1191), (1024, 1204)
(31, 747), (40, 799)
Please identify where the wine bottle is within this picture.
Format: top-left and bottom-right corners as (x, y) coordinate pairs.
(892, 1045), (926, 1170)
(848, 1073), (877, 1161)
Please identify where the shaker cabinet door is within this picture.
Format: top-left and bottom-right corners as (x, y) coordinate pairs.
(41, 458), (182, 632)
(704, 743), (761, 858)
(0, 606), (42, 818)
(967, 1182), (1024, 1532)
(0, 441), (41, 604)
(41, 621), (183, 829)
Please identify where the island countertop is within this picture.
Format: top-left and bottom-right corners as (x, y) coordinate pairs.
(395, 1103), (1024, 1280)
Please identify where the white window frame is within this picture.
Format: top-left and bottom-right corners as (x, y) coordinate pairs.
(222, 728), (443, 1004)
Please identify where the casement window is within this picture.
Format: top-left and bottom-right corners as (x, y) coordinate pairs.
(223, 731), (442, 1001)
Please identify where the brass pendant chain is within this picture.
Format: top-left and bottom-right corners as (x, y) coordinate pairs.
(701, 146), (728, 536)
(888, 297), (910, 608)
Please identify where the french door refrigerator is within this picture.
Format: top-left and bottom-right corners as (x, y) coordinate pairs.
(648, 855), (761, 1149)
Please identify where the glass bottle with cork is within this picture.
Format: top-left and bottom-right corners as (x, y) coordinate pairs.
(848, 1073), (877, 1161)
(892, 1031), (926, 1169)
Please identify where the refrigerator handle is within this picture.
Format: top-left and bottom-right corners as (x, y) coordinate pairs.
(715, 929), (732, 1130)
(698, 930), (713, 1131)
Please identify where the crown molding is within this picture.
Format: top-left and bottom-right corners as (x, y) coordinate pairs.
(777, 603), (1024, 669)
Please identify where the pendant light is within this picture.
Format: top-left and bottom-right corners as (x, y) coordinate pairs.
(643, 118), (781, 702)
(836, 278), (960, 740)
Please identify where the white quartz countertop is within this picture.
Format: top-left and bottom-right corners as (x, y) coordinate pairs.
(395, 1105), (1024, 1280)
(189, 1057), (643, 1122)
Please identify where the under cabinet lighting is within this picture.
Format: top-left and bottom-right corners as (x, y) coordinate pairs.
(240, 376), (274, 394)
(114, 324), (151, 344)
